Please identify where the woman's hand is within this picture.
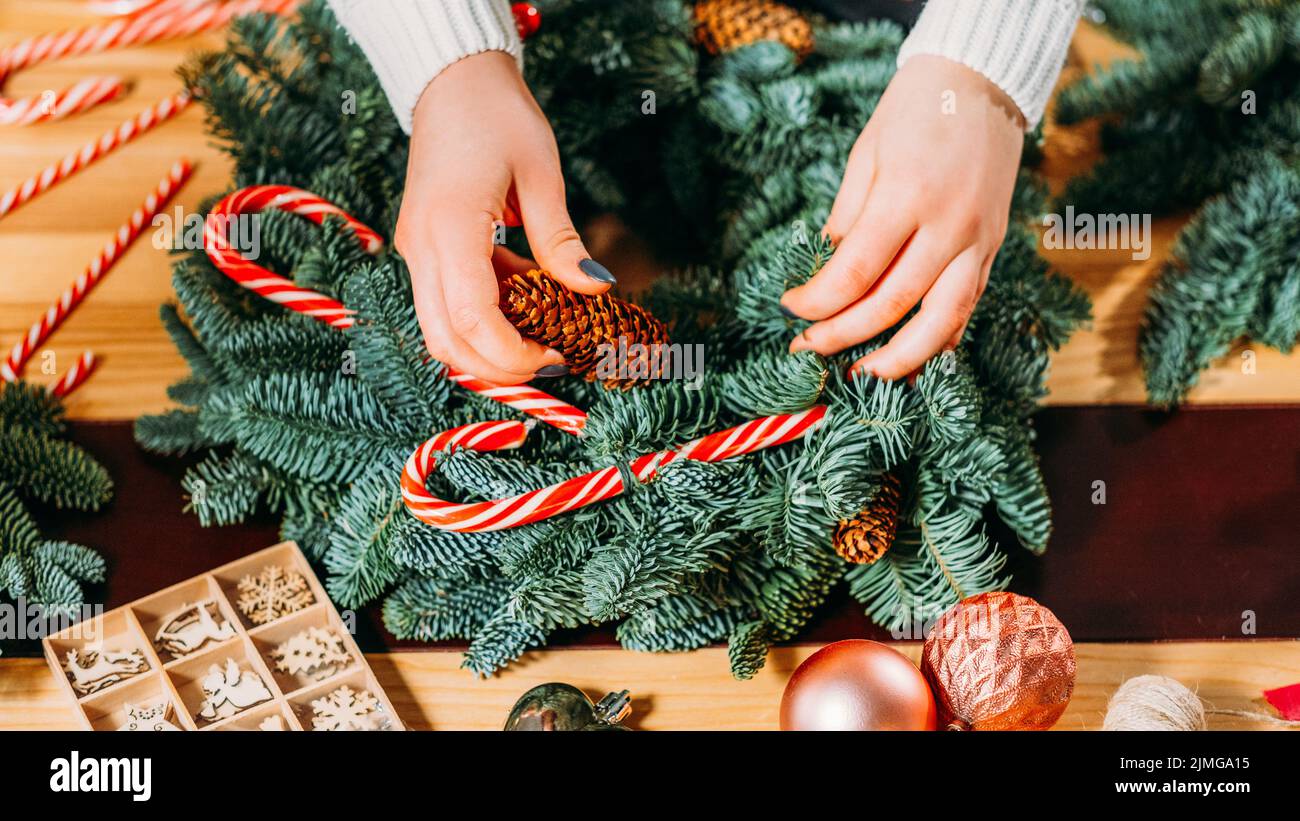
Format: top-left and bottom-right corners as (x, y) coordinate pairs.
(781, 55), (1025, 379)
(397, 51), (615, 385)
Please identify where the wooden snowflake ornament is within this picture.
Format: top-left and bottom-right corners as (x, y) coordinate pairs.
(311, 685), (384, 731)
(236, 564), (314, 625)
(271, 627), (352, 680)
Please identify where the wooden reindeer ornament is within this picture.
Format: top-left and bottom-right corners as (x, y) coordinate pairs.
(154, 600), (235, 657)
(63, 645), (149, 695)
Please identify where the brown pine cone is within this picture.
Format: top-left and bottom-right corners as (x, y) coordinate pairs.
(501, 269), (670, 389)
(832, 473), (902, 565)
(694, 0), (814, 59)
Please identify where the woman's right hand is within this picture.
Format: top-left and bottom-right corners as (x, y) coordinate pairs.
(396, 51), (616, 385)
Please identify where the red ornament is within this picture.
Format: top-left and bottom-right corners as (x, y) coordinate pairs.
(780, 640), (938, 731)
(921, 592), (1076, 731)
(512, 3), (541, 39)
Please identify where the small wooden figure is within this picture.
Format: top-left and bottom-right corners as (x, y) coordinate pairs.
(310, 685), (383, 731)
(197, 658), (273, 721)
(63, 645), (148, 695)
(118, 701), (182, 732)
(236, 565), (314, 625)
(271, 627), (351, 680)
(155, 600), (235, 657)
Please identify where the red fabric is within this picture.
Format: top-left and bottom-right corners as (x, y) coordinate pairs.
(23, 404), (1300, 655)
(1263, 683), (1300, 721)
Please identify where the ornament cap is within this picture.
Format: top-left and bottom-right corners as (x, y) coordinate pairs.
(594, 689), (633, 725)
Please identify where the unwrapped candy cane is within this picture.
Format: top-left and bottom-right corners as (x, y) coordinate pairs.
(0, 0), (301, 125)
(203, 186), (828, 532)
(204, 186), (586, 433)
(0, 91), (191, 219)
(400, 408), (827, 532)
(1, 159), (192, 393)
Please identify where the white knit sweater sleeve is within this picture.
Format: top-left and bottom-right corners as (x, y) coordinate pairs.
(326, 0), (521, 133)
(898, 0), (1085, 129)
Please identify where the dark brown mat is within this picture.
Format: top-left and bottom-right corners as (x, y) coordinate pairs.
(18, 405), (1300, 655)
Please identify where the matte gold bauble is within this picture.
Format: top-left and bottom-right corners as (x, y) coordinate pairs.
(779, 640), (938, 731)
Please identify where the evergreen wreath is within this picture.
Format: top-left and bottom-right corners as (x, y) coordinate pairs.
(135, 0), (1089, 678)
(0, 382), (110, 617)
(1057, 0), (1300, 406)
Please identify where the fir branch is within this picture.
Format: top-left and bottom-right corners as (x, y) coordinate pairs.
(582, 379), (721, 458)
(229, 371), (419, 483)
(0, 426), (113, 511)
(1197, 11), (1286, 106)
(387, 514), (499, 575)
(727, 619), (770, 680)
(616, 592), (745, 652)
(1140, 155), (1300, 405)
(323, 461), (405, 608)
(0, 381), (65, 438)
(462, 610), (546, 677)
(382, 575), (512, 642)
(134, 409), (208, 456)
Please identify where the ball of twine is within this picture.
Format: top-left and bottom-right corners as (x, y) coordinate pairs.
(1103, 675), (1206, 731)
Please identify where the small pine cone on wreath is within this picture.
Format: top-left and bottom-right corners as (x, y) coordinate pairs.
(832, 473), (902, 565)
(501, 269), (670, 389)
(693, 0), (814, 59)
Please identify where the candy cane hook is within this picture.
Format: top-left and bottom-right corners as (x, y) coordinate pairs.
(204, 186), (828, 532)
(204, 186), (587, 433)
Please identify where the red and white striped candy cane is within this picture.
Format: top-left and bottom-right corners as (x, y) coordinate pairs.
(49, 352), (98, 398)
(0, 0), (301, 125)
(204, 185), (588, 432)
(446, 370), (586, 436)
(400, 406), (827, 532)
(1, 159), (192, 388)
(85, 0), (171, 15)
(203, 185), (828, 532)
(0, 91), (191, 219)
(204, 185), (382, 329)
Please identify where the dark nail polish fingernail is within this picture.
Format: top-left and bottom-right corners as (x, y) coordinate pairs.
(579, 258), (616, 284)
(535, 364), (570, 378)
(780, 303), (800, 320)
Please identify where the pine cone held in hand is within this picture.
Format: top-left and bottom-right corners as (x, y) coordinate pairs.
(694, 0), (814, 59)
(832, 473), (902, 565)
(501, 269), (670, 388)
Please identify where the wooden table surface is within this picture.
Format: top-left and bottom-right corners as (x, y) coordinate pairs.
(1, 3), (1297, 731)
(3, 643), (1298, 731)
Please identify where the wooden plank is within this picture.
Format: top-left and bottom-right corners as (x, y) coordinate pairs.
(0, 6), (1296, 419)
(3, 641), (1297, 731)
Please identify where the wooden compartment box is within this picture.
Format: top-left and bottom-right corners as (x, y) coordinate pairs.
(42, 542), (404, 731)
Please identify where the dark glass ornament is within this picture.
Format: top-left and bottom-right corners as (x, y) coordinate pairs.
(503, 683), (632, 731)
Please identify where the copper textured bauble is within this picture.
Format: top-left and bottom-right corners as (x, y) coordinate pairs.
(921, 592), (1076, 731)
(779, 640), (938, 731)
